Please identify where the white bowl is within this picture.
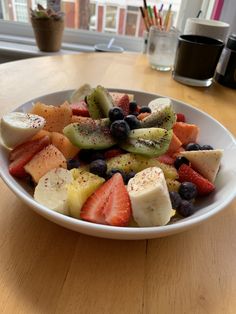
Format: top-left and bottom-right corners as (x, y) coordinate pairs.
(0, 89), (236, 240)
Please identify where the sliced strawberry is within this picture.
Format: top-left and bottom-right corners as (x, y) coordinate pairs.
(103, 174), (131, 226)
(104, 148), (124, 159)
(80, 173), (131, 226)
(178, 164), (215, 196)
(70, 100), (90, 117)
(9, 135), (50, 177)
(176, 113), (186, 122)
(117, 94), (130, 116)
(157, 154), (175, 165)
(80, 180), (111, 225)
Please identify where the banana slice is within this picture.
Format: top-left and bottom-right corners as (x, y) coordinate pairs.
(0, 112), (45, 148)
(148, 97), (172, 113)
(34, 168), (73, 215)
(127, 167), (172, 227)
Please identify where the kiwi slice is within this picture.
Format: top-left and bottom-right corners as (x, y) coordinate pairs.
(140, 105), (176, 130)
(106, 153), (178, 180)
(86, 85), (114, 119)
(119, 128), (172, 157)
(63, 117), (116, 149)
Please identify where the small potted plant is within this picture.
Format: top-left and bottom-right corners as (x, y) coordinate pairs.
(30, 4), (65, 52)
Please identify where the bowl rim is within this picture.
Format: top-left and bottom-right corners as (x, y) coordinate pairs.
(1, 88), (236, 239)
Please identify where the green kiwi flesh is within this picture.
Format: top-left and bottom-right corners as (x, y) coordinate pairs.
(63, 117), (116, 149)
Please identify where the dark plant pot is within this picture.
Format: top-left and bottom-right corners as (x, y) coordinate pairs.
(31, 18), (64, 52)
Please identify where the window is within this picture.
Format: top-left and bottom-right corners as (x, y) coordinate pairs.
(0, 0), (184, 52)
(89, 2), (97, 31)
(1, 1), (183, 36)
(104, 5), (118, 33)
(125, 6), (140, 37)
(12, 0), (28, 22)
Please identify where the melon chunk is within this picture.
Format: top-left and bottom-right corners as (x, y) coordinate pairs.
(71, 115), (82, 123)
(31, 129), (52, 141)
(173, 122), (199, 145)
(24, 144), (67, 183)
(31, 101), (72, 133)
(51, 132), (80, 159)
(166, 133), (182, 155)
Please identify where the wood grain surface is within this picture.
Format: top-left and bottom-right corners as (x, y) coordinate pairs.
(0, 53), (236, 314)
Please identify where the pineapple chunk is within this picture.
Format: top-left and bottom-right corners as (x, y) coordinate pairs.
(67, 169), (105, 218)
(166, 179), (181, 192)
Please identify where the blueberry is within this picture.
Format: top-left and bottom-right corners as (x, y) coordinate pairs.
(179, 182), (198, 200)
(169, 191), (182, 209)
(201, 144), (214, 150)
(174, 156), (190, 170)
(177, 200), (195, 217)
(110, 120), (130, 140)
(67, 158), (80, 170)
(90, 151), (105, 162)
(79, 149), (104, 163)
(124, 171), (136, 184)
(106, 169), (126, 181)
(89, 159), (107, 177)
(185, 143), (201, 151)
(124, 115), (141, 130)
(129, 101), (138, 113)
(79, 149), (93, 162)
(109, 107), (124, 122)
(131, 111), (139, 117)
(139, 106), (151, 113)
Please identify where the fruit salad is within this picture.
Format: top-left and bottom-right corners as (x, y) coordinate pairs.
(0, 84), (223, 227)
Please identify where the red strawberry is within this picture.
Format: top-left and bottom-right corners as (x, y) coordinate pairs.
(117, 94), (130, 116)
(9, 135), (50, 177)
(70, 101), (90, 117)
(104, 148), (124, 159)
(157, 154), (175, 165)
(176, 113), (186, 122)
(178, 164), (215, 195)
(81, 173), (131, 226)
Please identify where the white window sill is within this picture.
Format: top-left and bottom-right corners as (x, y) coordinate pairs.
(0, 34), (96, 62)
(0, 20), (143, 62)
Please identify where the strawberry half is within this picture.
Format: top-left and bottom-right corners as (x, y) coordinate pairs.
(157, 154), (175, 165)
(178, 164), (215, 195)
(117, 94), (130, 116)
(70, 101), (90, 117)
(176, 113), (186, 122)
(80, 173), (131, 226)
(9, 135), (50, 177)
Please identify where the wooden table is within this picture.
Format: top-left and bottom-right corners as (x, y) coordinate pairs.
(0, 53), (236, 314)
